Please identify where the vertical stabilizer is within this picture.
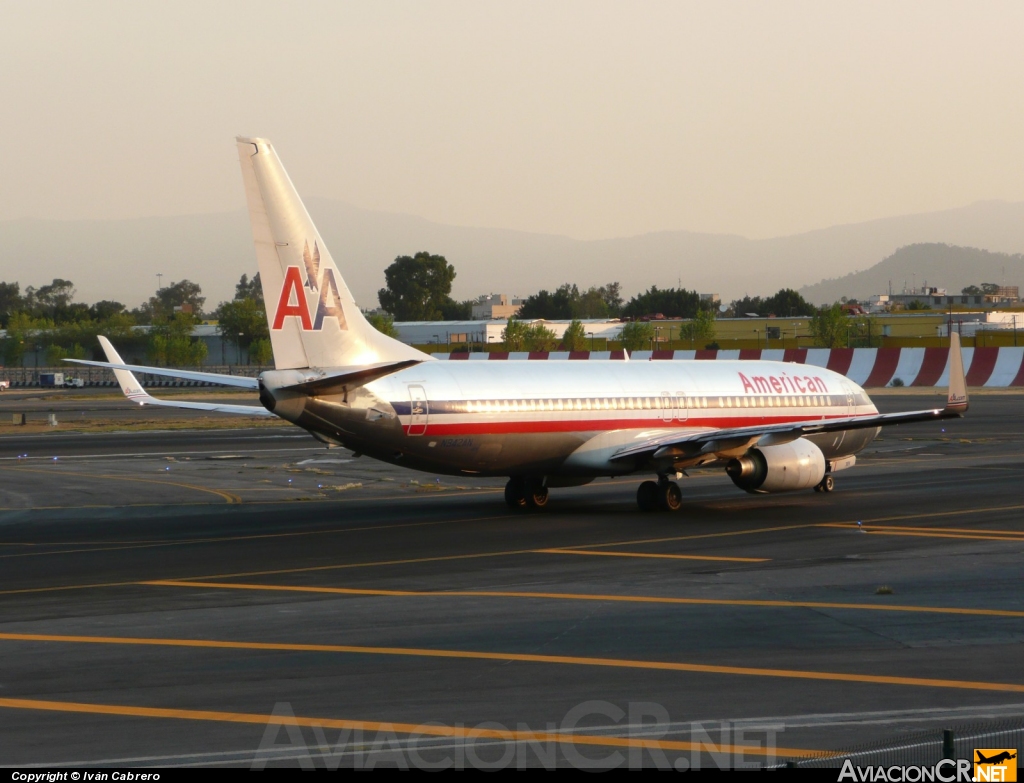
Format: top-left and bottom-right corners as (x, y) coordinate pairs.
(945, 331), (968, 412)
(235, 138), (429, 370)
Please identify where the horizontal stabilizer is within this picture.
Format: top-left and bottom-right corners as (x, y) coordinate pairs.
(66, 359), (259, 389)
(276, 359), (423, 395)
(79, 337), (270, 416)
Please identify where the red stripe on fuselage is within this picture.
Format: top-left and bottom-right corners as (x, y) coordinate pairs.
(401, 413), (864, 436)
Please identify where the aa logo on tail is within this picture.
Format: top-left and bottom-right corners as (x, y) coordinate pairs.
(272, 240), (348, 332)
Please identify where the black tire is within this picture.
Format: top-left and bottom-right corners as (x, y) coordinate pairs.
(504, 477), (526, 508)
(637, 480), (659, 512)
(823, 475), (834, 493)
(526, 483), (549, 509)
(659, 481), (683, 511)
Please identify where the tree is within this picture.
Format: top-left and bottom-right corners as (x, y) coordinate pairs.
(619, 320), (655, 351)
(961, 285), (981, 295)
(1, 312), (41, 366)
(147, 312), (208, 366)
(0, 282), (22, 327)
(250, 338), (273, 367)
(518, 285), (576, 319)
(622, 286), (702, 320)
(440, 298), (473, 320)
(525, 323), (557, 351)
(367, 313), (399, 338)
(235, 273), (263, 304)
(810, 304), (848, 348)
(501, 317), (530, 351)
(561, 319), (587, 351)
(28, 278), (76, 321)
(518, 282), (623, 320)
(679, 308), (716, 345)
(88, 300), (126, 321)
(729, 295), (763, 317)
(141, 279), (206, 321)
(377, 252), (457, 321)
(215, 297), (269, 354)
(761, 288), (816, 317)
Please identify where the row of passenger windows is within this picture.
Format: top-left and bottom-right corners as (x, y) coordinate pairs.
(460, 395), (844, 414)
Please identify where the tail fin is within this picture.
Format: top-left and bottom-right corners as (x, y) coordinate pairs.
(946, 330), (968, 413)
(97, 336), (150, 404)
(235, 137), (428, 370)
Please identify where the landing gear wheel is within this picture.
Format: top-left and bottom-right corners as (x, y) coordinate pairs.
(504, 477), (526, 508)
(637, 481), (660, 512)
(814, 475), (834, 493)
(659, 481), (683, 511)
(525, 481), (549, 509)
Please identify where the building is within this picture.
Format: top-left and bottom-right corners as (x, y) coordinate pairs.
(392, 319), (624, 348)
(883, 285), (1020, 310)
(470, 294), (523, 320)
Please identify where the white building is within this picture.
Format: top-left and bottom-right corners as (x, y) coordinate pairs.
(393, 319), (624, 347)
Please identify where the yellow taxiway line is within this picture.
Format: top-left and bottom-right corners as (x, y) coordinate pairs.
(1, 631), (1022, 694)
(0, 696), (822, 758)
(2, 466), (241, 504)
(535, 549), (768, 562)
(143, 580), (1024, 619)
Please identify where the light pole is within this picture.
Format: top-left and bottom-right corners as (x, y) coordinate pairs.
(753, 328), (759, 349)
(587, 331), (594, 351)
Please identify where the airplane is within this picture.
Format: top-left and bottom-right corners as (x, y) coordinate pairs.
(70, 137), (969, 512)
(976, 751), (1016, 765)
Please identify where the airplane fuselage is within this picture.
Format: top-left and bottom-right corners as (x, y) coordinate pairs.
(262, 359), (880, 478)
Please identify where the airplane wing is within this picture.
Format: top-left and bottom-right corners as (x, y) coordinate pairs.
(75, 337), (273, 416)
(66, 357), (260, 388)
(612, 332), (968, 464)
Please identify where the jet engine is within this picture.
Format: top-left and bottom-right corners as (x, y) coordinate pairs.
(725, 439), (826, 494)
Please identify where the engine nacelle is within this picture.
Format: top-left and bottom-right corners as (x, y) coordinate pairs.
(725, 439), (826, 494)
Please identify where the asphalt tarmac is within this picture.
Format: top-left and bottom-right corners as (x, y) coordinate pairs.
(0, 392), (1022, 769)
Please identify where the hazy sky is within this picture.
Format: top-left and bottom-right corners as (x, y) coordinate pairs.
(2, 1), (1023, 240)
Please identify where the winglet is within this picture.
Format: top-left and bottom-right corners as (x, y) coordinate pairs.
(97, 336), (151, 405)
(945, 330), (968, 413)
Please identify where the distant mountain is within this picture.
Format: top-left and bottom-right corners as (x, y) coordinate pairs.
(798, 243), (1024, 303)
(2, 199), (1024, 309)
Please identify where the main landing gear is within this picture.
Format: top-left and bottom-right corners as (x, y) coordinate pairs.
(813, 475), (835, 493)
(504, 476), (549, 510)
(637, 478), (682, 512)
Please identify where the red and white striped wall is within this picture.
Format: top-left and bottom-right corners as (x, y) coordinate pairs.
(434, 347), (1024, 387)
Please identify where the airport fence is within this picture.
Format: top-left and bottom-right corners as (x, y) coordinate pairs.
(434, 346), (1024, 387)
(0, 365), (262, 388)
(774, 718), (1024, 769)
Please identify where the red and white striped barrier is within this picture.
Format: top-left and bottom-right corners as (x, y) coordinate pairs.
(434, 347), (1024, 387)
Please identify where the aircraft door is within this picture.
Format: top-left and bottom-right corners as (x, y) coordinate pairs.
(407, 385), (428, 436)
(842, 381), (855, 416)
(660, 392), (687, 423)
(676, 391), (689, 423)
(660, 392), (673, 423)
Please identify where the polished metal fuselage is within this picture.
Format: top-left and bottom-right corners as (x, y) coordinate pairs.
(263, 360), (879, 478)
